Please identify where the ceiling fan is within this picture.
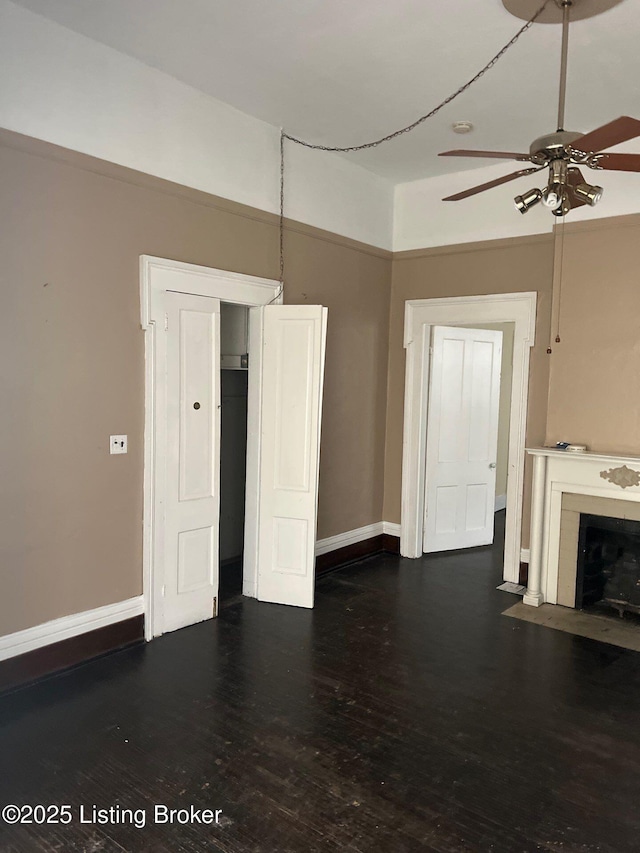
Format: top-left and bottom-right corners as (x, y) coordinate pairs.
(439, 0), (640, 215)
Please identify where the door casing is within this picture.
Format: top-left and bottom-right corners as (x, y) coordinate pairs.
(400, 292), (537, 583)
(140, 255), (282, 640)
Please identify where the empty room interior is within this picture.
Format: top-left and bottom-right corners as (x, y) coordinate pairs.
(2, 0), (640, 850)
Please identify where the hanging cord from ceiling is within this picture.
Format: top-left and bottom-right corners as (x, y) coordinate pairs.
(276, 0), (550, 290)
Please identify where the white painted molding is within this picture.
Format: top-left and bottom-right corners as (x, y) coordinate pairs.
(140, 255), (280, 330)
(140, 255), (282, 640)
(520, 548), (531, 563)
(403, 292), (537, 348)
(315, 523), (383, 556)
(315, 521), (401, 557)
(525, 447), (640, 607)
(523, 452), (548, 607)
(383, 521), (402, 537)
(495, 494), (507, 512)
(400, 292), (537, 586)
(0, 596), (144, 663)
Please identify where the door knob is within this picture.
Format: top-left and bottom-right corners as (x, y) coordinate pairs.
(489, 462), (496, 469)
(193, 402), (201, 410)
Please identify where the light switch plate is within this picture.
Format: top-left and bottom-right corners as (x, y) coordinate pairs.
(110, 435), (127, 454)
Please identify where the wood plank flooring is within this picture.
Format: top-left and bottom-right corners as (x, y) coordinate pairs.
(2, 516), (640, 852)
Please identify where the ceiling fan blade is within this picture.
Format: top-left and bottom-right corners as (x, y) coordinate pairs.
(573, 116), (640, 154)
(439, 149), (530, 161)
(442, 167), (542, 202)
(592, 152), (640, 173)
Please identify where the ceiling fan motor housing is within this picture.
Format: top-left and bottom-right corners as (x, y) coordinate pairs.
(529, 130), (584, 164)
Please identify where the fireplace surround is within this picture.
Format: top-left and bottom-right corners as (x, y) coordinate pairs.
(524, 448), (640, 607)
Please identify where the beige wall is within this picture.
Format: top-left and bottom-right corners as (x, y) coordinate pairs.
(4, 126), (640, 640)
(545, 215), (640, 454)
(0, 131), (391, 636)
(382, 215), (640, 548)
(383, 237), (555, 545)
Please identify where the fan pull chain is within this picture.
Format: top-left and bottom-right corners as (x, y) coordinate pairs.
(556, 214), (565, 344)
(548, 217), (566, 353)
(278, 0), (550, 288)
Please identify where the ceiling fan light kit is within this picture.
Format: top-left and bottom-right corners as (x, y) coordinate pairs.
(439, 0), (639, 216)
(574, 182), (603, 205)
(514, 187), (543, 213)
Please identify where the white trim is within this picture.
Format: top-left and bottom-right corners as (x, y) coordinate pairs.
(525, 447), (640, 607)
(315, 523), (383, 556)
(526, 446), (640, 465)
(520, 548), (531, 563)
(140, 256), (282, 329)
(383, 521), (402, 537)
(400, 292), (537, 584)
(0, 597), (144, 663)
(494, 494), (507, 512)
(140, 256), (282, 641)
(314, 521), (402, 557)
(242, 307), (264, 600)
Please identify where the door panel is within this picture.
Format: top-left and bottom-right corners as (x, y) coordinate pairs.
(424, 326), (502, 553)
(164, 291), (220, 633)
(178, 308), (216, 501)
(177, 526), (214, 592)
(256, 305), (328, 608)
(274, 319), (315, 491)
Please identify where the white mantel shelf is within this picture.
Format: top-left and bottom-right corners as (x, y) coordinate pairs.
(524, 447), (640, 608)
(527, 447), (640, 465)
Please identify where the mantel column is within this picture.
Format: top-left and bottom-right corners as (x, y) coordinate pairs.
(524, 453), (547, 607)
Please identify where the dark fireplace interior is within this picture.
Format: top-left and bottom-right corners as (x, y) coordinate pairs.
(576, 513), (640, 618)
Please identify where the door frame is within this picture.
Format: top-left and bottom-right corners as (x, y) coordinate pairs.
(400, 292), (537, 583)
(140, 255), (282, 640)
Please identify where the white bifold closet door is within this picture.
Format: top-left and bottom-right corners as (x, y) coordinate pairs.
(162, 298), (327, 634)
(423, 325), (502, 553)
(256, 305), (328, 609)
(164, 291), (221, 633)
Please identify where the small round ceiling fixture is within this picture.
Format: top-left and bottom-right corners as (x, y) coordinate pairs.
(502, 0), (625, 24)
(452, 121), (474, 134)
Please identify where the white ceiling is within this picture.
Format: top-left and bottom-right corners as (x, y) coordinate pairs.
(10, 0), (640, 183)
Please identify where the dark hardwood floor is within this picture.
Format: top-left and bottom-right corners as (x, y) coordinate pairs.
(2, 514), (640, 852)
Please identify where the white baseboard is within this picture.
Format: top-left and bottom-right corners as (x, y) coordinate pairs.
(315, 521), (401, 557)
(315, 522), (383, 556)
(494, 494), (507, 512)
(520, 548), (530, 563)
(0, 596), (145, 663)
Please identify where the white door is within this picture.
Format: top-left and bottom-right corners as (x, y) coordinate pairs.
(164, 291), (220, 633)
(423, 326), (502, 553)
(256, 305), (328, 608)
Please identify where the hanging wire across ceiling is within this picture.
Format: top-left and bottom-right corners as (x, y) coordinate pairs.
(277, 0), (551, 290)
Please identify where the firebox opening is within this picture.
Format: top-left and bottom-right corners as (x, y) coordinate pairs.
(576, 513), (640, 620)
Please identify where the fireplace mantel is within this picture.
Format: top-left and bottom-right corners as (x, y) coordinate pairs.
(524, 447), (640, 607)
